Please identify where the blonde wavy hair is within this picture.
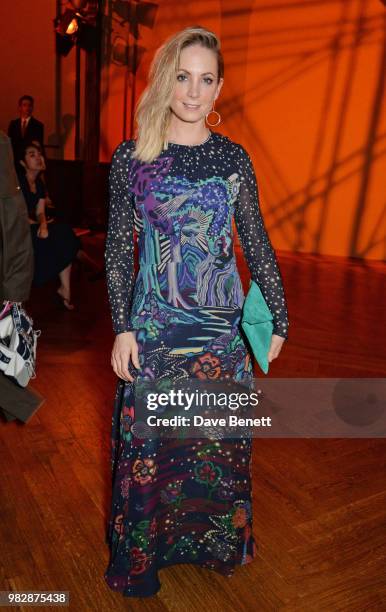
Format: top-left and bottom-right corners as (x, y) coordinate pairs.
(131, 25), (224, 163)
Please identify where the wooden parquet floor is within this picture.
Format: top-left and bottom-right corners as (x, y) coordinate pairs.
(1, 236), (385, 612)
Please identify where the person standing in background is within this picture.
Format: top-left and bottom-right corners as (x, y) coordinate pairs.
(7, 95), (45, 165)
(0, 130), (44, 422)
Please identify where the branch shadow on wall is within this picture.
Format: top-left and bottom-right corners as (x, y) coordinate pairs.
(221, 0), (385, 260)
(98, 0), (385, 260)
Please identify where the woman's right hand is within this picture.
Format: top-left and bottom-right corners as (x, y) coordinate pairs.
(111, 331), (140, 382)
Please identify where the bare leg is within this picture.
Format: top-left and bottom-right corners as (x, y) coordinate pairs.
(57, 264), (74, 310)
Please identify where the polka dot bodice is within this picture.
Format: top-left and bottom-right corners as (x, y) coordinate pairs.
(105, 130), (289, 339)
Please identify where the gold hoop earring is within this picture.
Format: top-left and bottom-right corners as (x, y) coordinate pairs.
(205, 101), (221, 127)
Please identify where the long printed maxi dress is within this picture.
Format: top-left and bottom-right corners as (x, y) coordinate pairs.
(104, 130), (289, 597)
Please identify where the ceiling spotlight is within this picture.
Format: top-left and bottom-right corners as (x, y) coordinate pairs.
(54, 9), (79, 37)
(54, 9), (80, 55)
(54, 3), (98, 56)
(66, 18), (79, 35)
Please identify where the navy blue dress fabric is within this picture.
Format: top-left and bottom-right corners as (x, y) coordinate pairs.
(18, 173), (80, 286)
(104, 130), (289, 597)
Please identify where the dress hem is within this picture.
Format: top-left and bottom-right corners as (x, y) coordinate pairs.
(104, 548), (258, 598)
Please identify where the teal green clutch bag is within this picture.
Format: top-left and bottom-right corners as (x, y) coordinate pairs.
(241, 280), (273, 374)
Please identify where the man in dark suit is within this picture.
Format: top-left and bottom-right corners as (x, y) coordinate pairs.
(7, 95), (45, 165)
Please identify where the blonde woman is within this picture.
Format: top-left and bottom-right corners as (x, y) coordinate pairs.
(104, 26), (289, 597)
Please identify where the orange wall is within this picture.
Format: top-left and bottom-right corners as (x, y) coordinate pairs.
(100, 0), (385, 261)
(0, 1), (384, 260)
(0, 0), (79, 160)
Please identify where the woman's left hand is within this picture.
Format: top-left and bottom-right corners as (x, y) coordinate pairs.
(37, 224), (49, 239)
(268, 334), (286, 363)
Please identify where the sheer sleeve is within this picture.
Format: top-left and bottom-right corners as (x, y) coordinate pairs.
(105, 140), (136, 335)
(233, 144), (289, 340)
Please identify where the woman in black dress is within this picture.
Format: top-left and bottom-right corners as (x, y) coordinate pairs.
(18, 143), (81, 309)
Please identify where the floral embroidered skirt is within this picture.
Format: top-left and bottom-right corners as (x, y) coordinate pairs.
(104, 306), (258, 597)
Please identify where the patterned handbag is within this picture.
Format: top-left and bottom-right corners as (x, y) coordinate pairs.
(0, 302), (41, 387)
(241, 280), (273, 374)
